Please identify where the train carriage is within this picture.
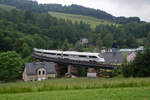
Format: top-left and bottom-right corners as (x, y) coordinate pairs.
(34, 48), (105, 63)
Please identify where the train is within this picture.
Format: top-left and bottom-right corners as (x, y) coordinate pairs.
(34, 48), (105, 63)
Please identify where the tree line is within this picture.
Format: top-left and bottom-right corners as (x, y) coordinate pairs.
(0, 8), (150, 58)
(0, 0), (143, 24)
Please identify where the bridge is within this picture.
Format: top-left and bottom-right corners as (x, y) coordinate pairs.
(32, 54), (120, 69)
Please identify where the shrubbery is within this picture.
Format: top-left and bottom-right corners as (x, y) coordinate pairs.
(122, 49), (150, 77)
(0, 51), (24, 82)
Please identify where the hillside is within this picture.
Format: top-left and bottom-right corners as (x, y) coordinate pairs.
(49, 11), (115, 29)
(0, 4), (16, 11)
(0, 0), (142, 24)
(0, 0), (150, 59)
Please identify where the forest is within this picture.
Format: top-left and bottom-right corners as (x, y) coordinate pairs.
(0, 4), (150, 59)
(0, 0), (143, 24)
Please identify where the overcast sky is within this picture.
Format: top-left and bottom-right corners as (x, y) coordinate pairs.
(36, 0), (150, 22)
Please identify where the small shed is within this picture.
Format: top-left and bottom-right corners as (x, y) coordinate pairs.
(23, 62), (57, 81)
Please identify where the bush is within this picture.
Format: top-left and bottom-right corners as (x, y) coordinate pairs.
(110, 68), (121, 77)
(0, 51), (24, 82)
(121, 49), (150, 77)
(121, 62), (133, 77)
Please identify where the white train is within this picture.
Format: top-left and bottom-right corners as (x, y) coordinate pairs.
(34, 48), (105, 63)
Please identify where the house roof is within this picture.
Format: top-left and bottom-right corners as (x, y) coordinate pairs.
(101, 50), (124, 64)
(25, 62), (57, 75)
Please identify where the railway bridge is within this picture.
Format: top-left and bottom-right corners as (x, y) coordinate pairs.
(32, 54), (121, 77)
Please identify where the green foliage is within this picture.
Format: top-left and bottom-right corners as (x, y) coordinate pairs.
(145, 32), (150, 47)
(48, 11), (114, 29)
(22, 43), (31, 58)
(0, 2), (150, 59)
(103, 33), (114, 48)
(62, 39), (73, 51)
(0, 0), (142, 24)
(110, 68), (121, 77)
(0, 51), (24, 82)
(122, 49), (150, 77)
(121, 62), (133, 77)
(0, 4), (16, 11)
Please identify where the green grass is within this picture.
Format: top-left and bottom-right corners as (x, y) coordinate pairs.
(49, 11), (116, 29)
(1, 78), (150, 94)
(1, 87), (150, 100)
(0, 4), (16, 11)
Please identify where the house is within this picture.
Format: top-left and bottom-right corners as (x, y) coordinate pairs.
(80, 38), (89, 45)
(23, 62), (57, 81)
(126, 52), (136, 62)
(101, 48), (124, 64)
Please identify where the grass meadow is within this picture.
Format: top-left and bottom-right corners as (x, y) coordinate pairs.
(0, 78), (150, 94)
(49, 11), (116, 29)
(0, 4), (16, 11)
(1, 87), (150, 100)
(1, 78), (150, 100)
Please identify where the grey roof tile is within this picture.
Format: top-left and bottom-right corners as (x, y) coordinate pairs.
(25, 62), (57, 75)
(101, 51), (124, 64)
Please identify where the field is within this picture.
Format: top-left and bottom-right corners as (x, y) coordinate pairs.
(49, 11), (115, 29)
(0, 4), (16, 11)
(1, 87), (150, 100)
(0, 78), (150, 100)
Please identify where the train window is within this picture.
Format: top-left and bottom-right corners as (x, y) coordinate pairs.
(44, 53), (56, 55)
(57, 54), (61, 56)
(63, 54), (69, 56)
(89, 56), (97, 58)
(36, 51), (42, 53)
(79, 55), (87, 58)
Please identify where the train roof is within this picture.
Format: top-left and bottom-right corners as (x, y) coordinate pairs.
(34, 48), (62, 53)
(63, 51), (99, 56)
(34, 48), (100, 56)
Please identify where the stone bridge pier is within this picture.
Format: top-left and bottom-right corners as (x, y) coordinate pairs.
(55, 63), (99, 78)
(66, 65), (79, 78)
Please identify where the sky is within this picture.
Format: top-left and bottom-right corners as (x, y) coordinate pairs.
(36, 0), (150, 22)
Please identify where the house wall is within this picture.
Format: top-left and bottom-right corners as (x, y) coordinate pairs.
(24, 74), (56, 81)
(47, 74), (56, 78)
(24, 75), (37, 81)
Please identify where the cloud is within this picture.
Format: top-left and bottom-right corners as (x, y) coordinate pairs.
(36, 0), (150, 22)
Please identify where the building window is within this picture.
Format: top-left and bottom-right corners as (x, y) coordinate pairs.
(38, 70), (41, 75)
(43, 70), (45, 75)
(37, 68), (46, 76)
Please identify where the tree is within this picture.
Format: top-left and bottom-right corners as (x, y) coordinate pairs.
(22, 43), (31, 58)
(62, 39), (72, 51)
(0, 51), (24, 82)
(122, 49), (150, 77)
(126, 35), (138, 48)
(145, 32), (150, 47)
(103, 33), (114, 48)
